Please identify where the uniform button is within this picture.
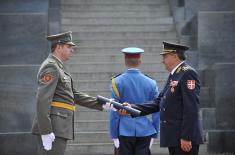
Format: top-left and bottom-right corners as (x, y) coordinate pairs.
(163, 120), (167, 123)
(163, 108), (166, 111)
(163, 96), (166, 99)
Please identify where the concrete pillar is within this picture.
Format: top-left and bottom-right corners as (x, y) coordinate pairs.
(207, 63), (235, 153)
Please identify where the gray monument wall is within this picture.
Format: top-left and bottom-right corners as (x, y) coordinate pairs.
(184, 0), (235, 22)
(48, 0), (61, 34)
(0, 0), (49, 65)
(213, 63), (235, 130)
(207, 63), (235, 153)
(198, 12), (235, 69)
(0, 0), (51, 154)
(0, 65), (39, 132)
(0, 0), (49, 132)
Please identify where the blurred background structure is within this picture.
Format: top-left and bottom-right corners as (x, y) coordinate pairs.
(0, 0), (235, 155)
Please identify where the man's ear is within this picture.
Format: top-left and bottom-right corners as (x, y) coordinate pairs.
(174, 53), (180, 60)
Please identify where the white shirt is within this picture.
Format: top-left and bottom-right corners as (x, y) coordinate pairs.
(170, 61), (184, 75)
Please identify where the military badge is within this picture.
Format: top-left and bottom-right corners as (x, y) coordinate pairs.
(41, 72), (54, 84)
(187, 80), (195, 90)
(182, 66), (188, 71)
(170, 80), (178, 87)
(170, 80), (178, 93)
(176, 67), (181, 74)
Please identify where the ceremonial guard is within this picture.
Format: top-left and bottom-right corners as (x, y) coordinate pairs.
(109, 47), (160, 155)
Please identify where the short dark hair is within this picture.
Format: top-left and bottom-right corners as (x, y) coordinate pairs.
(125, 58), (141, 67)
(177, 52), (186, 61)
(51, 43), (57, 53)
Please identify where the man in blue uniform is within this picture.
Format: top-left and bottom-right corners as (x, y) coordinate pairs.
(109, 47), (160, 155)
(120, 42), (203, 155)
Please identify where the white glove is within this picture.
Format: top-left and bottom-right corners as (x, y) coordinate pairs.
(102, 100), (117, 111)
(41, 132), (55, 151)
(113, 138), (120, 148)
(149, 138), (155, 149)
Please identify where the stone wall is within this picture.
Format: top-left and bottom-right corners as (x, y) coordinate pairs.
(0, 0), (51, 154)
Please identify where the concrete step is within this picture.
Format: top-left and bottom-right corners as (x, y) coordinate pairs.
(68, 54), (163, 63)
(62, 24), (174, 33)
(74, 120), (109, 132)
(67, 62), (165, 72)
(72, 43), (165, 49)
(73, 79), (166, 91)
(71, 46), (165, 54)
(74, 82), (166, 95)
(72, 38), (177, 49)
(75, 110), (109, 120)
(69, 131), (111, 143)
(65, 143), (210, 155)
(70, 71), (169, 80)
(61, 0), (167, 5)
(76, 90), (110, 98)
(61, 11), (170, 18)
(62, 4), (169, 12)
(62, 17), (173, 26)
(65, 142), (168, 155)
(71, 31), (177, 41)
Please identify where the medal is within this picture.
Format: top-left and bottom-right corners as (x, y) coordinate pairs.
(170, 87), (174, 93)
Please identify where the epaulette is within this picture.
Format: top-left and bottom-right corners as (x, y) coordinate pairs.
(144, 73), (154, 80)
(110, 73), (121, 80)
(182, 66), (189, 71)
(111, 73), (121, 98)
(176, 66), (182, 74)
(176, 65), (189, 74)
(48, 59), (56, 64)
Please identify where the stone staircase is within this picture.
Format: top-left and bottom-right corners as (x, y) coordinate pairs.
(60, 0), (178, 154)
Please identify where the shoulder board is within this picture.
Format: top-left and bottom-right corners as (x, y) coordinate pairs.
(144, 73), (154, 80)
(48, 59), (56, 64)
(176, 65), (189, 74)
(182, 66), (189, 71)
(48, 58), (63, 69)
(110, 73), (121, 80)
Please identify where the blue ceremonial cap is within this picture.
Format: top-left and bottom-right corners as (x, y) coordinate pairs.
(121, 47), (144, 59)
(121, 47), (144, 54)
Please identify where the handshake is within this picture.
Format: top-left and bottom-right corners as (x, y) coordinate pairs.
(98, 95), (141, 117)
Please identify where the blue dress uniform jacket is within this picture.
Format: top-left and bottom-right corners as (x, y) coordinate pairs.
(109, 69), (160, 139)
(132, 63), (203, 147)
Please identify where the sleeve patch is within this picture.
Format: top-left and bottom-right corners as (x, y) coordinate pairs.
(40, 72), (54, 84)
(187, 80), (195, 90)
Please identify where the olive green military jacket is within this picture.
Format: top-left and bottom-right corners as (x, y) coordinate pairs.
(32, 54), (102, 140)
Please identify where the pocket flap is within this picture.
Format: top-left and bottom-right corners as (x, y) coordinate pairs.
(50, 110), (68, 118)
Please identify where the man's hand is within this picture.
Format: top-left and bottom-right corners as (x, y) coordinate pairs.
(180, 139), (192, 152)
(118, 102), (131, 116)
(113, 138), (120, 148)
(41, 132), (55, 151)
(102, 100), (117, 111)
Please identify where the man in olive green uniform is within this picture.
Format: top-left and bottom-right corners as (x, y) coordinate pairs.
(31, 31), (103, 155)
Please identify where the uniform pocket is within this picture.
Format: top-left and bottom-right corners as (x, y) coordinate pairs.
(50, 110), (68, 118)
